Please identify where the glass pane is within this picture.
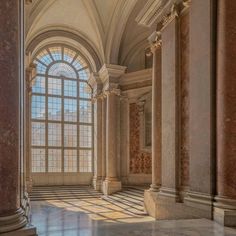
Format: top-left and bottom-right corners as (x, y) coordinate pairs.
(32, 122), (45, 146)
(34, 61), (46, 74)
(80, 125), (92, 148)
(79, 150), (92, 172)
(32, 76), (45, 94)
(48, 149), (61, 172)
(64, 47), (76, 63)
(48, 97), (62, 120)
(78, 68), (90, 80)
(72, 55), (87, 70)
(32, 95), (46, 120)
(64, 80), (77, 97)
(79, 82), (91, 99)
(64, 150), (77, 172)
(64, 124), (77, 147)
(64, 98), (77, 122)
(48, 62), (77, 79)
(48, 123), (61, 146)
(37, 49), (53, 65)
(79, 100), (92, 123)
(32, 148), (45, 172)
(49, 46), (62, 61)
(48, 78), (61, 95)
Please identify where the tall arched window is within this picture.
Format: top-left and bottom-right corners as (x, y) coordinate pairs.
(31, 45), (93, 175)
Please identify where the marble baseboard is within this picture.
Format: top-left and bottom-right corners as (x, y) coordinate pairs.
(213, 196), (236, 226)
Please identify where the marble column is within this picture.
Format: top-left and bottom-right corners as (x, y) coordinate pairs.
(184, 0), (215, 219)
(150, 33), (162, 191)
(0, 1), (36, 235)
(101, 96), (107, 181)
(159, 5), (180, 201)
(214, 0), (236, 227)
(88, 73), (103, 191)
(99, 64), (126, 195)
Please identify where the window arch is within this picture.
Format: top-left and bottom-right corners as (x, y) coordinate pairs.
(31, 45), (93, 174)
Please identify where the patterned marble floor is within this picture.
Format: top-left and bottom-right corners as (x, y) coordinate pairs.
(30, 187), (236, 236)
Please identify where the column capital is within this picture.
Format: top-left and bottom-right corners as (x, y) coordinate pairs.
(162, 3), (179, 29)
(104, 88), (121, 97)
(25, 63), (36, 94)
(148, 31), (162, 53)
(88, 72), (103, 98)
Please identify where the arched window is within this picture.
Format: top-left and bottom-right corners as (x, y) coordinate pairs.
(31, 45), (93, 174)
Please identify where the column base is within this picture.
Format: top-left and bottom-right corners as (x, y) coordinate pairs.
(213, 196), (236, 227)
(93, 177), (103, 191)
(144, 188), (214, 220)
(0, 208), (28, 234)
(0, 225), (37, 236)
(102, 179), (122, 195)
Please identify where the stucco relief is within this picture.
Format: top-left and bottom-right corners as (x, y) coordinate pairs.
(129, 103), (151, 174)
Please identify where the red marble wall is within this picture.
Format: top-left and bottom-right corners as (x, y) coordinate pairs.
(129, 103), (151, 174)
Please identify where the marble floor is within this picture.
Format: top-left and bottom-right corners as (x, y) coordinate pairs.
(30, 187), (236, 236)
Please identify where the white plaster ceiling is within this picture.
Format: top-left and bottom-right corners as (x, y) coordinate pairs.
(26, 0), (154, 71)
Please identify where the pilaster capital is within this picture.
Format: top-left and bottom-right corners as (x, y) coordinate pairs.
(180, 0), (191, 14)
(148, 31), (162, 53)
(104, 88), (121, 97)
(162, 3), (179, 29)
(137, 101), (146, 113)
(99, 64), (126, 88)
(88, 72), (103, 98)
(25, 63), (37, 94)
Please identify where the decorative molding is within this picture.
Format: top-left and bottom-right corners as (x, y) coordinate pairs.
(25, 63), (37, 94)
(148, 31), (162, 52)
(162, 3), (179, 29)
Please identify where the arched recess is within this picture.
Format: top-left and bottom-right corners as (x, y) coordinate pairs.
(26, 28), (103, 72)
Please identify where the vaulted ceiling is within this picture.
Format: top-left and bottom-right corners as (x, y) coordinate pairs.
(25, 0), (155, 72)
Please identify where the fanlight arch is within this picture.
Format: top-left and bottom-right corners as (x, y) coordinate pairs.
(30, 45), (93, 176)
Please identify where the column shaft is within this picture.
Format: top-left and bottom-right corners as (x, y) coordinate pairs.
(151, 45), (162, 190)
(101, 96), (107, 180)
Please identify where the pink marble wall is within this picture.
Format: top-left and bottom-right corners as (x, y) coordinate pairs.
(129, 103), (151, 174)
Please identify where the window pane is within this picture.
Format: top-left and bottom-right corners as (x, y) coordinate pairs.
(72, 55), (87, 70)
(32, 95), (45, 120)
(48, 78), (61, 95)
(80, 125), (92, 148)
(48, 149), (61, 172)
(64, 124), (77, 147)
(32, 76), (45, 94)
(64, 47), (76, 63)
(48, 97), (62, 120)
(48, 123), (61, 146)
(79, 100), (92, 123)
(79, 82), (91, 99)
(64, 80), (77, 97)
(32, 122), (45, 146)
(64, 98), (77, 122)
(34, 61), (46, 74)
(32, 148), (45, 172)
(78, 68), (90, 81)
(79, 150), (92, 172)
(64, 150), (77, 172)
(48, 62), (77, 79)
(49, 46), (62, 61)
(37, 49), (53, 65)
